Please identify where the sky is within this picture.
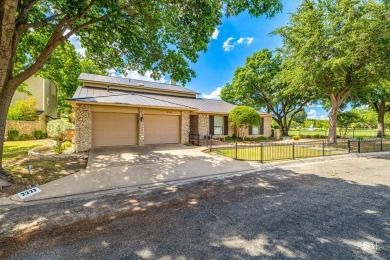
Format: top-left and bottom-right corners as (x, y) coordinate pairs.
(69, 0), (329, 120)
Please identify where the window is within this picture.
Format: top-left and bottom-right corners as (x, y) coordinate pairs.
(251, 126), (260, 135)
(214, 116), (224, 135)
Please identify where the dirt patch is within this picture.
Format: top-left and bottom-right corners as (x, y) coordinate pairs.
(2, 154), (88, 197)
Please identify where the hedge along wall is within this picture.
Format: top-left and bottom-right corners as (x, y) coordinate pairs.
(5, 120), (42, 139)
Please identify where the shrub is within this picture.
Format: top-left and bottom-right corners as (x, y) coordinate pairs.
(255, 136), (268, 141)
(47, 119), (74, 141)
(7, 98), (39, 121)
(62, 141), (72, 150)
(18, 134), (32, 141)
(225, 136), (243, 142)
(7, 129), (19, 141)
(33, 130), (47, 139)
(313, 134), (321, 139)
(55, 141), (63, 154)
(229, 106), (261, 138)
(292, 135), (301, 140)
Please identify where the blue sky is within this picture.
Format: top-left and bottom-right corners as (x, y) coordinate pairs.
(70, 0), (328, 119)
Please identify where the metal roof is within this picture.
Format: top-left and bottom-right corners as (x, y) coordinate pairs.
(70, 86), (273, 116)
(79, 73), (199, 95)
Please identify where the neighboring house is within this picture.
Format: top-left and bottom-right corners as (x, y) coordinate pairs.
(69, 73), (273, 151)
(11, 75), (58, 129)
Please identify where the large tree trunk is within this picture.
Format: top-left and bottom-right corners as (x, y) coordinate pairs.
(328, 93), (345, 144)
(377, 100), (386, 138)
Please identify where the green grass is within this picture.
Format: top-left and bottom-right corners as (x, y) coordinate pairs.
(3, 139), (52, 162)
(214, 143), (348, 161)
(288, 128), (389, 138)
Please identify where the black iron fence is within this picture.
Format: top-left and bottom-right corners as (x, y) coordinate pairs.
(189, 134), (213, 146)
(207, 138), (390, 163)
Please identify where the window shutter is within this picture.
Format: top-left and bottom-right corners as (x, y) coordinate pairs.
(260, 118), (264, 135)
(249, 126), (253, 135)
(224, 116), (229, 135)
(209, 115), (214, 135)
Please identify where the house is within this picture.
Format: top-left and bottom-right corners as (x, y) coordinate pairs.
(11, 75), (58, 129)
(68, 73), (273, 151)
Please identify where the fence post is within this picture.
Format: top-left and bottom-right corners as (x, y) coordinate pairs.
(292, 142), (295, 160)
(261, 143), (264, 163)
(235, 140), (238, 160)
(210, 135), (213, 151)
(358, 139), (361, 153)
(348, 140), (351, 153)
(322, 141), (325, 156)
(381, 138), (383, 152)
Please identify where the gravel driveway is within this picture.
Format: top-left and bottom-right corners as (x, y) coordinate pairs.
(1, 153), (389, 259)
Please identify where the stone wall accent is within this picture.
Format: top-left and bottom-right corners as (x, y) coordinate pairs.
(181, 111), (190, 144)
(5, 120), (42, 139)
(198, 114), (209, 135)
(189, 115), (198, 135)
(138, 108), (144, 146)
(75, 104), (91, 152)
(244, 116), (273, 138)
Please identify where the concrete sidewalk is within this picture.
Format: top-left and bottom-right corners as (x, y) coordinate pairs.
(8, 145), (255, 202)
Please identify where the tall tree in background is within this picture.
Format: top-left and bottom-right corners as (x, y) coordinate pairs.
(0, 0), (282, 180)
(275, 0), (390, 143)
(40, 41), (106, 114)
(221, 49), (312, 136)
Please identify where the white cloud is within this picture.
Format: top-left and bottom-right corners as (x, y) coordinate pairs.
(320, 115), (329, 120)
(202, 87), (222, 100)
(237, 37), (245, 44)
(246, 37), (254, 45)
(223, 37), (235, 51)
(211, 28), (220, 40)
(222, 37), (255, 51)
(307, 109), (317, 119)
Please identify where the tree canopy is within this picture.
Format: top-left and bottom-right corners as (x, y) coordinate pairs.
(229, 106), (261, 137)
(221, 49), (312, 136)
(274, 0), (390, 142)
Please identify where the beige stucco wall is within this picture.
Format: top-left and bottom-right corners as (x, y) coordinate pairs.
(43, 79), (58, 119)
(181, 111), (190, 144)
(5, 120), (42, 139)
(75, 104), (92, 152)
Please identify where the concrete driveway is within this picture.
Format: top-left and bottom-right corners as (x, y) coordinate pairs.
(11, 144), (255, 202)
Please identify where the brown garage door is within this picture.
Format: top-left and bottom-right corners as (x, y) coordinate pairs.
(92, 112), (137, 147)
(144, 114), (180, 144)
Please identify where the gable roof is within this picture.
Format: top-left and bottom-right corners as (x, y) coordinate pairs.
(79, 73), (199, 95)
(69, 86), (274, 116)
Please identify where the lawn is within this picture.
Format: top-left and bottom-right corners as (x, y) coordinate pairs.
(2, 140), (88, 197)
(288, 128), (390, 138)
(214, 143), (349, 161)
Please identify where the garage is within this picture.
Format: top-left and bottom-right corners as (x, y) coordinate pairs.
(144, 114), (180, 144)
(92, 112), (138, 147)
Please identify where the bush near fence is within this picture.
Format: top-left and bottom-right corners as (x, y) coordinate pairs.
(210, 138), (390, 162)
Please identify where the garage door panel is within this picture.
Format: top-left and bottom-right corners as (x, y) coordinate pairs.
(145, 115), (180, 144)
(92, 112), (137, 147)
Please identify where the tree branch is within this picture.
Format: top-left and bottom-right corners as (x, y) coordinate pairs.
(68, 0), (97, 25)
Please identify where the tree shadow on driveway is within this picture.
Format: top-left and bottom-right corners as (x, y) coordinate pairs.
(1, 164), (390, 259)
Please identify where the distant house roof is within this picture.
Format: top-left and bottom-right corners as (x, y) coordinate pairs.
(70, 86), (274, 116)
(79, 73), (199, 95)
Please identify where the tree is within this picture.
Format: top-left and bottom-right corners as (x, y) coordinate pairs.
(0, 0), (282, 180)
(275, 0), (390, 143)
(229, 106), (261, 138)
(7, 98), (38, 121)
(221, 49), (312, 136)
(351, 83), (390, 137)
(291, 110), (307, 127)
(337, 110), (360, 138)
(40, 41), (106, 114)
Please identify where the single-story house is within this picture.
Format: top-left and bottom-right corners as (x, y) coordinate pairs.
(68, 73), (273, 151)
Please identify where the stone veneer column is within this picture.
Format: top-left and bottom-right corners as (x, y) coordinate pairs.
(181, 111), (190, 144)
(75, 104), (91, 152)
(198, 114), (209, 135)
(138, 108), (145, 146)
